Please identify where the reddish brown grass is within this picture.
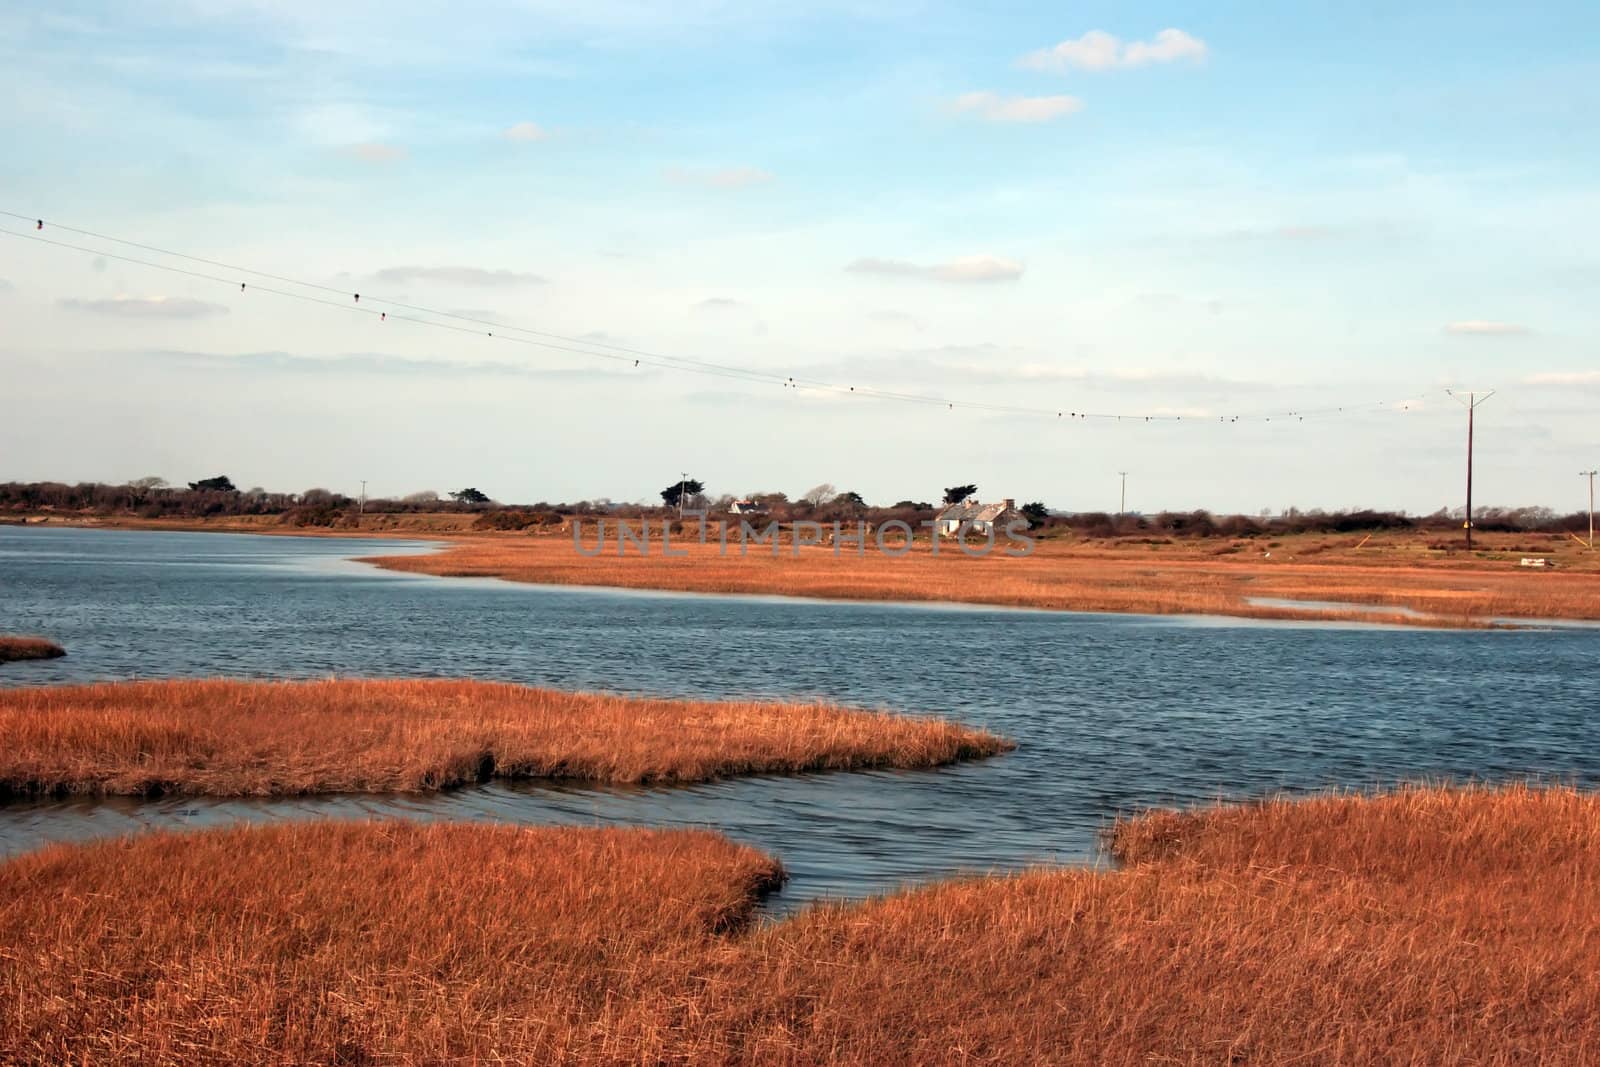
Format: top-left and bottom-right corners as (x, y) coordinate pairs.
(0, 678), (1008, 798)
(0, 823), (785, 1064)
(0, 636), (65, 664)
(4, 785), (1596, 1064)
(362, 530), (1600, 627)
(24, 513), (1598, 624)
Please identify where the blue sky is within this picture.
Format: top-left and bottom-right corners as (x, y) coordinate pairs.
(1, 1), (1595, 512)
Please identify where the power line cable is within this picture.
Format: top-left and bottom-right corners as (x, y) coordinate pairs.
(2, 211), (1441, 424)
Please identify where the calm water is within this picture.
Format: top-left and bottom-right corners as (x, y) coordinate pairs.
(2, 525), (1598, 910)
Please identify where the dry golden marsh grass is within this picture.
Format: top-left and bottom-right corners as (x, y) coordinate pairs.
(363, 527), (1600, 627)
(30, 513), (1599, 623)
(0, 636), (65, 663)
(3, 785), (1596, 1064)
(0, 678), (1008, 798)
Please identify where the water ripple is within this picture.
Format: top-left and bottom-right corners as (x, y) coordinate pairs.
(2, 526), (1597, 909)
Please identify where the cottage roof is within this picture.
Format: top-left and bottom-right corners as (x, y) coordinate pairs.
(935, 502), (978, 521)
(970, 502), (1012, 523)
(936, 500), (1016, 523)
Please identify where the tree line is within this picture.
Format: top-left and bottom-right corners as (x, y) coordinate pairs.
(0, 478), (1589, 537)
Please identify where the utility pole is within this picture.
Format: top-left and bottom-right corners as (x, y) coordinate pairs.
(1118, 472), (1127, 518)
(358, 480), (367, 520)
(1583, 469), (1597, 550)
(677, 472), (688, 519)
(1447, 390), (1494, 551)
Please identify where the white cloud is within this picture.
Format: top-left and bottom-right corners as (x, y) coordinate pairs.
(341, 141), (407, 163)
(1133, 292), (1181, 307)
(798, 348), (1260, 393)
(1523, 370), (1600, 385)
(1125, 28), (1209, 67)
(374, 266), (547, 287)
(1020, 28), (1208, 72)
(503, 121), (549, 142)
(1444, 320), (1530, 336)
(132, 349), (634, 382)
(60, 296), (229, 319)
(949, 91), (1083, 124)
(1022, 29), (1121, 72)
(664, 165), (775, 189)
(296, 102), (389, 145)
(868, 309), (924, 331)
(846, 255), (1025, 284)
(1226, 224), (1343, 242)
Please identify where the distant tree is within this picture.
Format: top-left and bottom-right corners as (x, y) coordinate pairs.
(660, 478), (705, 509)
(893, 499), (934, 511)
(1020, 501), (1050, 528)
(450, 487), (491, 505)
(835, 490), (866, 508)
(402, 490), (441, 504)
(801, 483), (837, 507)
(943, 484), (977, 506)
(126, 476), (167, 506)
(301, 488), (337, 506)
(188, 475), (237, 492)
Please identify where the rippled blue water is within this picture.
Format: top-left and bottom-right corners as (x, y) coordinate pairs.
(2, 525), (1597, 909)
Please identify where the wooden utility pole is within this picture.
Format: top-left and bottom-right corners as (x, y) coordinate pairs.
(1448, 390), (1494, 550)
(358, 480), (367, 520)
(1118, 472), (1127, 518)
(1583, 469), (1597, 550)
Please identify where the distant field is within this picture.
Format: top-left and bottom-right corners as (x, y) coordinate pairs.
(0, 678), (1008, 798)
(11, 512), (1598, 624)
(363, 525), (1600, 626)
(4, 785), (1595, 1063)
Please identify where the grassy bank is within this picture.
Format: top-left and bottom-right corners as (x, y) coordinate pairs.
(0, 637), (64, 664)
(362, 530), (1600, 626)
(12, 515), (1598, 624)
(2, 785), (1594, 1063)
(0, 678), (1008, 798)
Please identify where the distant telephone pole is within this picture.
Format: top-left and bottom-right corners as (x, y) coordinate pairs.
(1447, 390), (1494, 550)
(677, 472), (688, 519)
(358, 480), (367, 519)
(1583, 469), (1597, 549)
(1118, 472), (1128, 518)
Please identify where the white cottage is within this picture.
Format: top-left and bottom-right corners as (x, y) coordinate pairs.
(934, 498), (1024, 536)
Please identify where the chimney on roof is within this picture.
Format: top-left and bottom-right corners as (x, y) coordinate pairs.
(1003, 498), (1015, 511)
